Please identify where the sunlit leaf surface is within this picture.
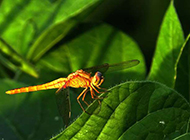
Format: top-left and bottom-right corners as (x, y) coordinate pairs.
(52, 81), (190, 140)
(148, 1), (184, 87)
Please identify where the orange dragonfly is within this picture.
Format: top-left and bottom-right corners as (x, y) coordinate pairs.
(6, 60), (140, 114)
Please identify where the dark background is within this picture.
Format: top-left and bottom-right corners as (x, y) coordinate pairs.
(90, 0), (190, 71)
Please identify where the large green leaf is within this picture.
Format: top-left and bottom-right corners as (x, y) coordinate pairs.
(148, 0), (185, 87)
(52, 81), (190, 140)
(174, 34), (190, 101)
(0, 0), (102, 61)
(32, 23), (146, 128)
(39, 23), (146, 87)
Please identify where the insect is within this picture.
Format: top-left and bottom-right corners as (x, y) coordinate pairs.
(6, 60), (140, 113)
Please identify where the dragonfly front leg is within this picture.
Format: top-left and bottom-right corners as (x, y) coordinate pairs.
(90, 84), (105, 99)
(89, 86), (103, 99)
(92, 78), (107, 93)
(95, 86), (107, 93)
(97, 78), (104, 87)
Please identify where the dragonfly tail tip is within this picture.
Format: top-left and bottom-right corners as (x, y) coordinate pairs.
(6, 91), (12, 94)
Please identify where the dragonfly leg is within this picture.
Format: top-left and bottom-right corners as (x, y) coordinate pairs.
(92, 78), (107, 93)
(89, 87), (100, 99)
(77, 88), (89, 113)
(95, 86), (108, 94)
(97, 78), (104, 87)
(97, 100), (102, 113)
(90, 86), (104, 99)
(91, 85), (100, 94)
(91, 84), (107, 99)
(82, 89), (89, 106)
(89, 87), (95, 99)
(95, 85), (107, 91)
(56, 83), (67, 94)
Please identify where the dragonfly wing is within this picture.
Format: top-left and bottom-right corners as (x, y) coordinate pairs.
(83, 63), (109, 74)
(83, 59), (140, 74)
(106, 59), (140, 73)
(55, 88), (71, 128)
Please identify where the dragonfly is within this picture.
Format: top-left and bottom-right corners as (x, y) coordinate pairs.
(6, 59), (140, 120)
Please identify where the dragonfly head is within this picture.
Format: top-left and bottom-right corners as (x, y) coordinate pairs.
(92, 72), (104, 86)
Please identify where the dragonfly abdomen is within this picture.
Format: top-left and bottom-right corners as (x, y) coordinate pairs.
(6, 78), (67, 94)
(6, 86), (41, 94)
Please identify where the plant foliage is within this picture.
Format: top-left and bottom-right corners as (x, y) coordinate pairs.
(0, 0), (189, 140)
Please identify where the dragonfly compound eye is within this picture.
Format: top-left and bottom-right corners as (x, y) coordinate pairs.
(92, 72), (104, 86)
(96, 71), (102, 78)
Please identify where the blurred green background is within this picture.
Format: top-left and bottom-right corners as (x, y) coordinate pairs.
(0, 0), (189, 139)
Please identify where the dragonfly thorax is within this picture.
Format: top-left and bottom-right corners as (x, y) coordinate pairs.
(92, 72), (104, 86)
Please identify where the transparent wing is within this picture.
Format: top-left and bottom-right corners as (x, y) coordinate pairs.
(105, 59), (140, 73)
(55, 88), (71, 128)
(83, 63), (109, 74)
(83, 59), (140, 74)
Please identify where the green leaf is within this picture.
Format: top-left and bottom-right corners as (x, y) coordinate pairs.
(174, 133), (190, 140)
(148, 0), (185, 87)
(26, 19), (77, 62)
(0, 38), (38, 78)
(27, 0), (103, 62)
(175, 34), (190, 101)
(18, 19), (36, 56)
(0, 79), (63, 139)
(34, 23), (146, 127)
(0, 0), (102, 61)
(52, 81), (190, 140)
(39, 23), (146, 87)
